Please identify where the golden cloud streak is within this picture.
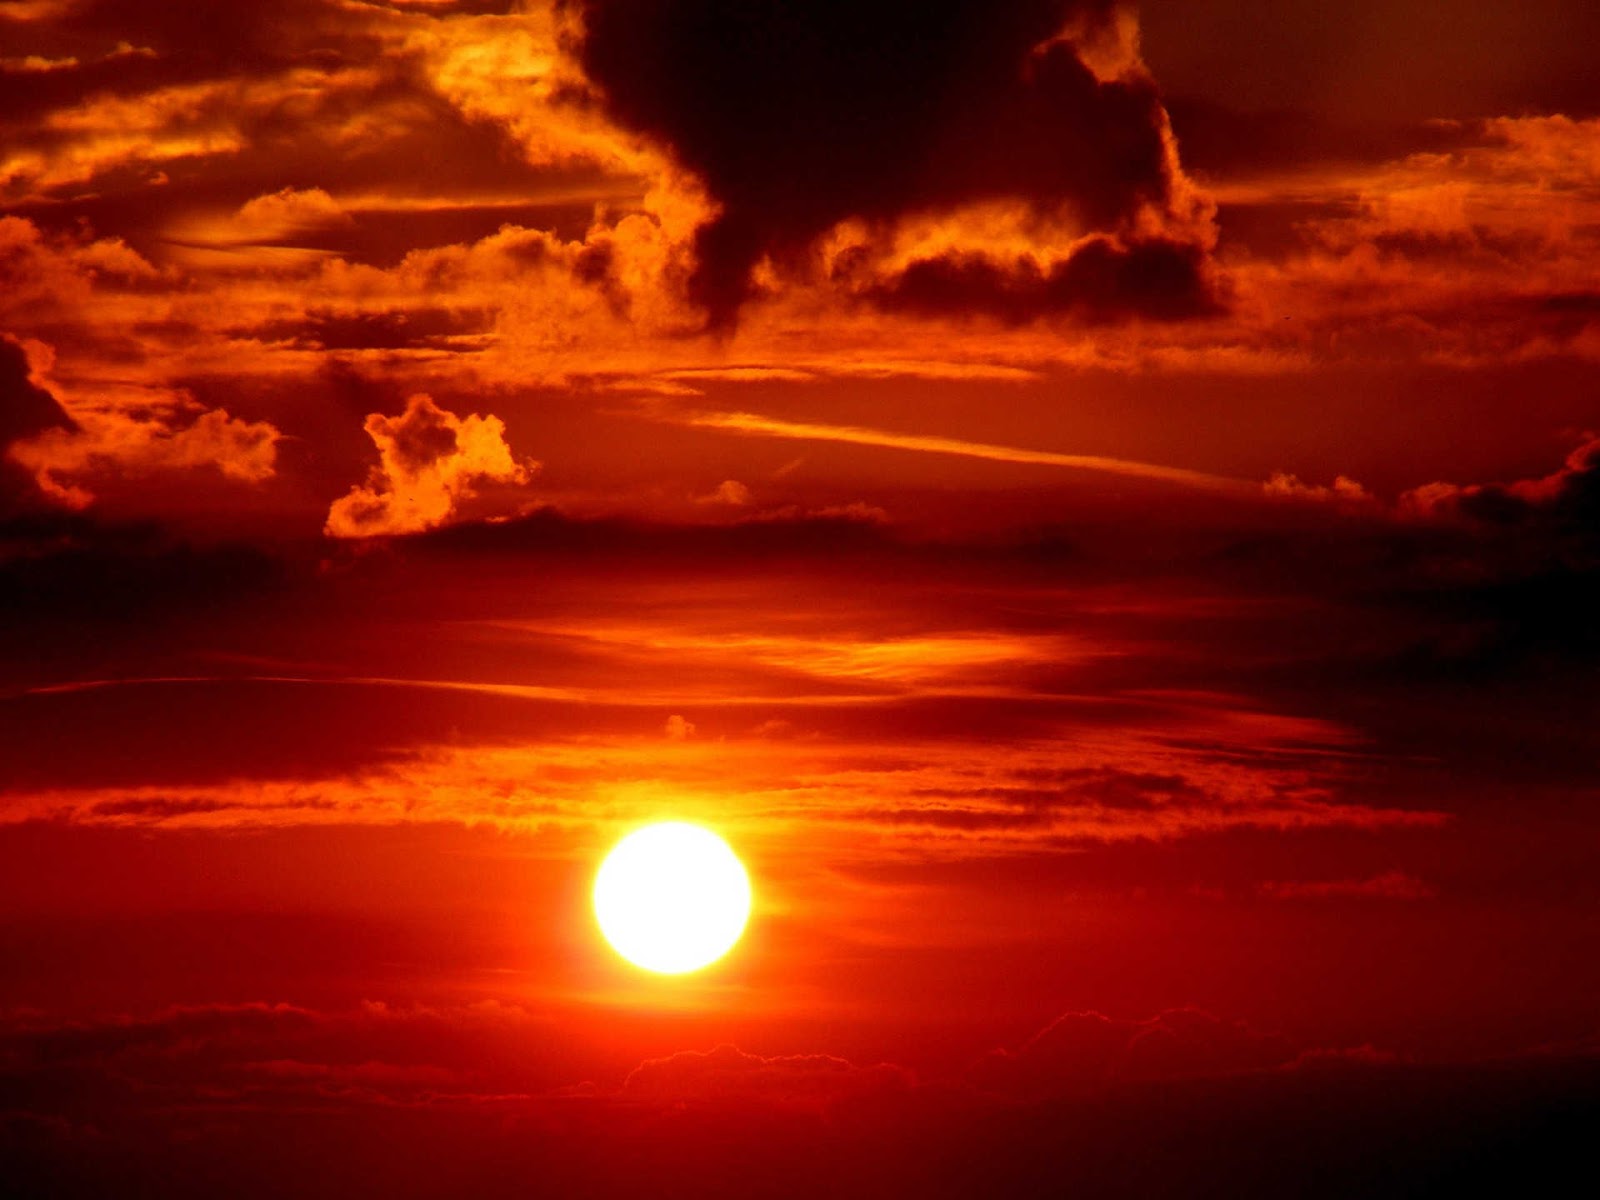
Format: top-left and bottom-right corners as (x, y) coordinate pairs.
(671, 410), (1255, 494)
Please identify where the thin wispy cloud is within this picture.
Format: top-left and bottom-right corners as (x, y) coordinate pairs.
(667, 409), (1255, 494)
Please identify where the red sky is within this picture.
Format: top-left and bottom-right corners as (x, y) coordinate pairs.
(2, 2), (1598, 1196)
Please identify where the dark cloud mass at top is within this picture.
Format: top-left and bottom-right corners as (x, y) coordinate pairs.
(576, 0), (1202, 325)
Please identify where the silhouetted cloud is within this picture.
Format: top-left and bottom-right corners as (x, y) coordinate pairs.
(577, 0), (1215, 325)
(1259, 870), (1437, 901)
(1401, 434), (1600, 543)
(622, 1044), (913, 1107)
(970, 1007), (1295, 1098)
(0, 334), (75, 511)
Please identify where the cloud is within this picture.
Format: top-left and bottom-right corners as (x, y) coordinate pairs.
(1399, 434), (1600, 538)
(621, 1044), (913, 1108)
(668, 409), (1252, 494)
(324, 393), (535, 537)
(0, 334), (76, 511)
(860, 234), (1220, 324)
(576, 0), (1216, 325)
(1263, 471), (1379, 513)
(2, 339), (279, 509)
(1259, 870), (1437, 901)
(694, 479), (751, 507)
(1214, 115), (1600, 368)
(0, 996), (572, 1137)
(3, 997), (1594, 1200)
(969, 1007), (1295, 1098)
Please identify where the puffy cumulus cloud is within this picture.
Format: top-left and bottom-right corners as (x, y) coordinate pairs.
(1263, 471), (1379, 513)
(1399, 434), (1600, 539)
(0, 214), (161, 320)
(970, 1008), (1295, 1098)
(694, 479), (751, 507)
(324, 393), (535, 537)
(14, 407), (279, 510)
(199, 185), (353, 245)
(3, 341), (279, 509)
(576, 0), (1218, 326)
(621, 1044), (913, 1108)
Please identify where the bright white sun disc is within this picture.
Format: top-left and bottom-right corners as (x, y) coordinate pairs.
(593, 822), (752, 974)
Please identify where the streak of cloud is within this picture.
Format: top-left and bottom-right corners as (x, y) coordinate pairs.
(667, 409), (1255, 494)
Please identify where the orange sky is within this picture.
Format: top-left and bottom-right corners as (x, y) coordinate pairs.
(2, 3), (1598, 1196)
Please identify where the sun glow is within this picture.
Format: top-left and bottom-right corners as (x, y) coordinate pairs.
(593, 822), (752, 974)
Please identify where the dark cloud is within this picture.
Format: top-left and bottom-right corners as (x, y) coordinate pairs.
(0, 335), (75, 513)
(1404, 435), (1600, 542)
(4, 999), (1595, 1200)
(865, 235), (1218, 324)
(0, 514), (283, 624)
(622, 1044), (913, 1107)
(240, 310), (495, 353)
(2, 1001), (320, 1067)
(969, 1007), (1294, 1099)
(1259, 870), (1436, 901)
(577, 0), (1205, 325)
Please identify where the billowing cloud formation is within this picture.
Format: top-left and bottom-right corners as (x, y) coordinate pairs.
(1263, 470), (1378, 512)
(325, 393), (534, 537)
(15, 404), (280, 510)
(1, 333), (278, 510)
(577, 0), (1216, 325)
(1401, 434), (1600, 538)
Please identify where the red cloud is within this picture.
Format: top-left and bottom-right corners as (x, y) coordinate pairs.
(1259, 870), (1437, 901)
(622, 1044), (914, 1108)
(1, 332), (279, 510)
(1400, 434), (1600, 533)
(970, 1007), (1295, 1098)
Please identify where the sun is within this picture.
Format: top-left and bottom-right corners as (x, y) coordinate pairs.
(593, 822), (753, 974)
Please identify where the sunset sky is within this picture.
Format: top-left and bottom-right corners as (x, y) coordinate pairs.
(2, 2), (1598, 1195)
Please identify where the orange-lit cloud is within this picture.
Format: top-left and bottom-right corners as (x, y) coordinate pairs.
(325, 393), (535, 537)
(1262, 472), (1379, 512)
(2, 331), (279, 509)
